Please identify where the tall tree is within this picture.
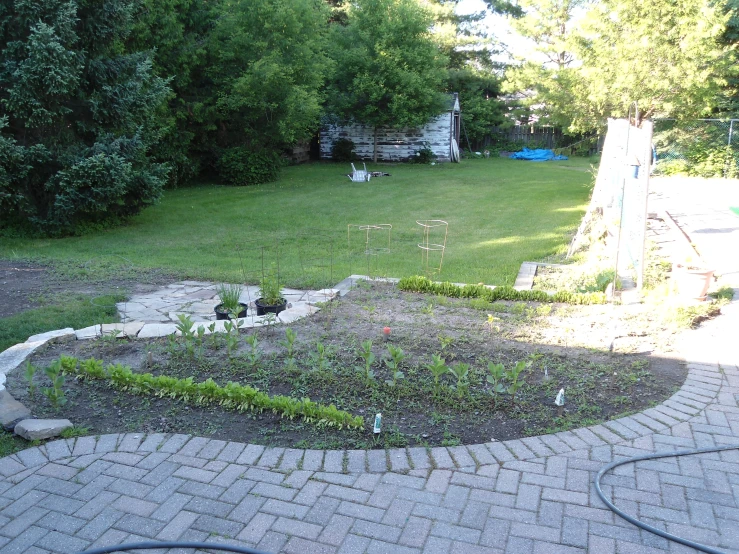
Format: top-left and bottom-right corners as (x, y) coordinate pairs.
(0, 0), (170, 235)
(502, 0), (586, 127)
(207, 0), (332, 184)
(327, 0), (449, 161)
(566, 0), (732, 131)
(127, 0), (218, 186)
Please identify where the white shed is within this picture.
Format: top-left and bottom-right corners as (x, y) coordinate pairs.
(320, 93), (461, 162)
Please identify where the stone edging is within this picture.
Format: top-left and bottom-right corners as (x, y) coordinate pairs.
(0, 269), (733, 479)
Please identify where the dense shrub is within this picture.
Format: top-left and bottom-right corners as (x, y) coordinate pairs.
(410, 141), (437, 164)
(216, 147), (281, 186)
(0, 3), (170, 236)
(331, 138), (356, 162)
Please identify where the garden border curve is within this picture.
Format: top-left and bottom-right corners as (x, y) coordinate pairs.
(0, 270), (732, 478)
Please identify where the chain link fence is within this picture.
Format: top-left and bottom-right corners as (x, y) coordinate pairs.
(653, 119), (739, 178)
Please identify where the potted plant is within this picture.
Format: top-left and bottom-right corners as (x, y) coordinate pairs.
(255, 275), (287, 315)
(215, 283), (247, 320)
(672, 256), (715, 302)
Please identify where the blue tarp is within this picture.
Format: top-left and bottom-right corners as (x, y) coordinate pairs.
(509, 148), (568, 161)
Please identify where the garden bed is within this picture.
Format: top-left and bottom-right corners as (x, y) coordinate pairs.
(12, 280), (687, 449)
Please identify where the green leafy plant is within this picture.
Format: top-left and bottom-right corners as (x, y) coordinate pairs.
(505, 361), (530, 406)
(174, 314), (196, 356)
(384, 345), (405, 388)
(43, 361), (67, 409)
(310, 341), (330, 372)
(448, 362), (470, 399)
(62, 355), (363, 430)
(207, 322), (219, 348)
(279, 328), (298, 370)
(331, 138), (356, 162)
(356, 340), (376, 384)
(259, 275), (283, 306)
(486, 362), (507, 407)
(223, 319), (243, 358)
(398, 275), (606, 305)
(410, 141), (437, 164)
(24, 361), (37, 397)
(217, 146), (280, 186)
(216, 283), (244, 316)
(244, 334), (261, 368)
(425, 354), (448, 395)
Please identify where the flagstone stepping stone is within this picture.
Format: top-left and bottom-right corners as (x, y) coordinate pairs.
(0, 341), (46, 383)
(26, 328), (75, 344)
(100, 322), (145, 338)
(137, 323), (177, 339)
(0, 391), (31, 430)
(15, 418), (73, 440)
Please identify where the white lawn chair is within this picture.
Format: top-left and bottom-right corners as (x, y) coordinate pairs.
(349, 162), (371, 182)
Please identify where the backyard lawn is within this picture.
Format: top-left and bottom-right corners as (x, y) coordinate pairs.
(0, 157), (596, 288)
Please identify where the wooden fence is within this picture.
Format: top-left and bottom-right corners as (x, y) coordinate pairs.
(472, 125), (564, 150)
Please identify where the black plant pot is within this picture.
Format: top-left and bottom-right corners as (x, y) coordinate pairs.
(214, 303), (248, 320)
(255, 298), (287, 316)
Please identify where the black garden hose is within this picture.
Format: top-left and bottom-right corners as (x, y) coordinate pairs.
(78, 542), (272, 554)
(595, 444), (739, 554)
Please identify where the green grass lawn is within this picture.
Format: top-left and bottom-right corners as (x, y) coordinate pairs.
(0, 157), (596, 288)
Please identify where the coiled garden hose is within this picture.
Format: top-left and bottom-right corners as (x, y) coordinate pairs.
(79, 542), (272, 554)
(595, 444), (739, 554)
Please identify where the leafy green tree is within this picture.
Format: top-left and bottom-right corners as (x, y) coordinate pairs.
(327, 0), (448, 162)
(565, 0), (732, 131)
(0, 0), (170, 235)
(503, 0), (585, 128)
(127, 0), (218, 186)
(447, 69), (506, 147)
(204, 0), (331, 184)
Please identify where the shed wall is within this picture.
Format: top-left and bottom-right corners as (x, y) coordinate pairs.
(320, 113), (453, 162)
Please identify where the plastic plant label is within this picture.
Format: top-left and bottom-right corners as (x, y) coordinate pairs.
(555, 388), (565, 407)
(373, 413), (382, 434)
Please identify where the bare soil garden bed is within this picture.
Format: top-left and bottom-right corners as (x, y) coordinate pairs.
(11, 280), (687, 449)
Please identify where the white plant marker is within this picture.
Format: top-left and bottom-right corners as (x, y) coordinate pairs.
(373, 413), (382, 434)
(555, 388), (565, 417)
(555, 388), (565, 406)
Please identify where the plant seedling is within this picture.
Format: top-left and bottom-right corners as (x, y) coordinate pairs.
(310, 341), (330, 372)
(43, 361), (67, 409)
(485, 314), (500, 334)
(24, 361), (37, 397)
(245, 334), (261, 368)
(384, 345), (405, 387)
(505, 360), (530, 406)
(486, 362), (507, 407)
(356, 340), (376, 384)
(425, 354), (447, 395)
(448, 362), (470, 398)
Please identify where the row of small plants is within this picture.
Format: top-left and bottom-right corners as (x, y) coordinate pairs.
(166, 311), (532, 409)
(398, 275), (606, 305)
(50, 355), (364, 430)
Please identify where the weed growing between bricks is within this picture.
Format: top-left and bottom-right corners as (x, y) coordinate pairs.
(13, 281), (685, 449)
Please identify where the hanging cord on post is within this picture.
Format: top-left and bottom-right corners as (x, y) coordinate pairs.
(595, 444), (739, 554)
